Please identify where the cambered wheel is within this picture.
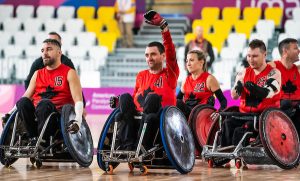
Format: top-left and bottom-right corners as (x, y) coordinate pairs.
(260, 108), (300, 169)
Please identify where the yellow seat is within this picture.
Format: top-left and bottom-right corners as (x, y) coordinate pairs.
(97, 6), (115, 24)
(77, 6), (96, 23)
(222, 7), (241, 27)
(234, 20), (254, 39)
(212, 20), (232, 40)
(184, 33), (196, 45)
(85, 19), (103, 34)
(205, 33), (225, 53)
(104, 20), (121, 38)
(243, 7), (262, 27)
(96, 32), (117, 53)
(201, 7), (220, 26)
(192, 19), (211, 36)
(265, 7), (283, 27)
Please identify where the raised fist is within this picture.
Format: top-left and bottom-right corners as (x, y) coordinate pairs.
(110, 96), (119, 108)
(144, 10), (168, 30)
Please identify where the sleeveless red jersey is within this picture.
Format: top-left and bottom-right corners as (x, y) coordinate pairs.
(133, 30), (179, 112)
(240, 64), (280, 113)
(32, 64), (74, 110)
(274, 61), (300, 100)
(183, 72), (213, 105)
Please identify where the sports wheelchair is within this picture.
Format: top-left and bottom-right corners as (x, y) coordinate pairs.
(200, 106), (300, 169)
(97, 106), (195, 175)
(0, 104), (93, 168)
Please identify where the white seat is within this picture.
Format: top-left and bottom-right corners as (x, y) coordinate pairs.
(292, 7), (300, 20)
(0, 4), (14, 21)
(80, 71), (101, 88)
(277, 33), (289, 44)
(57, 6), (75, 21)
(23, 18), (43, 33)
(272, 47), (281, 60)
(13, 32), (33, 46)
(76, 32), (97, 47)
(16, 60), (30, 79)
(2, 18), (22, 33)
(249, 33), (269, 48)
(34, 32), (48, 46)
(88, 46), (108, 68)
(36, 5), (55, 21)
(59, 32), (75, 48)
(44, 19), (64, 32)
(65, 19), (84, 33)
(0, 32), (13, 48)
(24, 45), (41, 58)
(227, 33), (247, 54)
(255, 20), (275, 40)
(220, 47), (239, 60)
(3, 46), (23, 58)
(66, 46), (87, 59)
(16, 5), (35, 20)
(284, 20), (300, 39)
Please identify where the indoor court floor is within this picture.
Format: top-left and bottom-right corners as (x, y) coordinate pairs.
(1, 115), (300, 180)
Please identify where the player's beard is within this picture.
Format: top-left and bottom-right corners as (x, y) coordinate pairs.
(43, 57), (55, 66)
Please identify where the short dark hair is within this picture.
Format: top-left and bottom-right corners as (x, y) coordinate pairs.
(43, 39), (61, 49)
(147, 41), (165, 54)
(48, 32), (62, 41)
(278, 38), (298, 56)
(188, 50), (207, 72)
(248, 39), (266, 52)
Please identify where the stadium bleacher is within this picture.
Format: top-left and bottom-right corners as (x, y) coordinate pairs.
(0, 3), (299, 90)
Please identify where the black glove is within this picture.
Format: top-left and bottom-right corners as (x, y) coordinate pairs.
(67, 120), (80, 134)
(244, 81), (269, 99)
(235, 80), (243, 96)
(144, 10), (168, 30)
(2, 113), (10, 128)
(110, 96), (119, 108)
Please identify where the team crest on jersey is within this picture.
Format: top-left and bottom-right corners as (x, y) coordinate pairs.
(154, 76), (163, 88)
(257, 76), (267, 87)
(54, 76), (63, 86)
(194, 82), (205, 92)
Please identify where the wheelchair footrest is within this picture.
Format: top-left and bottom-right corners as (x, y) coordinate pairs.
(1, 145), (36, 158)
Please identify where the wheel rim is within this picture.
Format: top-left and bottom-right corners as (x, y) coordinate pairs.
(260, 108), (300, 169)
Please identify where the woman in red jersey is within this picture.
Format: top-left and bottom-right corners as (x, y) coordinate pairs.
(177, 50), (227, 118)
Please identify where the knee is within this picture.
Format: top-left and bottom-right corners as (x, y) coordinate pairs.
(143, 94), (162, 114)
(119, 93), (136, 115)
(16, 97), (34, 110)
(36, 99), (56, 112)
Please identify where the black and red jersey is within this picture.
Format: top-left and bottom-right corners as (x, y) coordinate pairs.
(183, 72), (213, 105)
(274, 61), (300, 100)
(32, 64), (74, 110)
(240, 64), (280, 113)
(133, 30), (179, 112)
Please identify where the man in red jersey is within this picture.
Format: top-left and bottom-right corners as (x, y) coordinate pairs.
(5, 39), (84, 144)
(268, 38), (300, 132)
(110, 10), (179, 150)
(220, 39), (281, 147)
